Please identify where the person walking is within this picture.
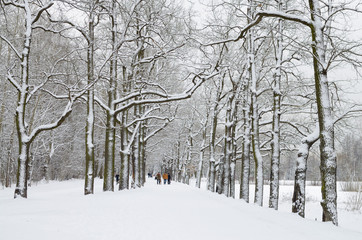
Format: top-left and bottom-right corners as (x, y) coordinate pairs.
(162, 172), (168, 185)
(156, 172), (161, 185)
(167, 173), (171, 185)
(115, 174), (120, 184)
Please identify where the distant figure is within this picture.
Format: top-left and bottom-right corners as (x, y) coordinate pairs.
(162, 173), (168, 184)
(115, 174), (120, 184)
(156, 172), (161, 185)
(167, 173), (171, 185)
(148, 172), (152, 178)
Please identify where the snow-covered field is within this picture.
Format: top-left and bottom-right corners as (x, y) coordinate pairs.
(1, 179), (361, 240)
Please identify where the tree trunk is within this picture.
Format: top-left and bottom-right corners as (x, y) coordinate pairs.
(207, 77), (223, 192)
(119, 113), (129, 190)
(140, 119), (146, 186)
(85, 10), (95, 195)
(269, 2), (283, 210)
(240, 80), (251, 202)
(309, 0), (338, 225)
(230, 93), (238, 199)
(216, 156), (225, 194)
(103, 0), (117, 192)
(292, 126), (319, 217)
(251, 101), (264, 206)
(5, 124), (16, 188)
(14, 142), (30, 198)
(196, 119), (207, 189)
(223, 95), (234, 197)
(247, 2), (264, 205)
(196, 149), (204, 188)
(14, 1), (32, 198)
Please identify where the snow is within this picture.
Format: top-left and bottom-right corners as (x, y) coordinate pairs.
(1, 179), (362, 240)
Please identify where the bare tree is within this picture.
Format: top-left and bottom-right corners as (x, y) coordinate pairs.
(0, 0), (85, 198)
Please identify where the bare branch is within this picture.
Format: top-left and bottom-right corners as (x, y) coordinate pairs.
(32, 1), (54, 24)
(114, 72), (219, 115)
(0, 35), (21, 59)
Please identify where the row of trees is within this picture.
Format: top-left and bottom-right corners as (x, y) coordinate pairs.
(156, 0), (362, 227)
(0, 0), (217, 197)
(1, 0), (361, 226)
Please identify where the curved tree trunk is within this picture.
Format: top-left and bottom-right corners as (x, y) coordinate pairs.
(292, 126), (319, 217)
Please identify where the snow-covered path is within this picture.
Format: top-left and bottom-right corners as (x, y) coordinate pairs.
(0, 179), (361, 240)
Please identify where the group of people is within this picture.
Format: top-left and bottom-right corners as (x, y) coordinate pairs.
(114, 172), (172, 185)
(155, 172), (171, 185)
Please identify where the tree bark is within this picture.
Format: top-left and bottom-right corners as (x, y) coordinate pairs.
(292, 126), (319, 217)
(240, 78), (251, 202)
(309, 0), (338, 225)
(119, 112), (129, 190)
(103, 0), (117, 192)
(207, 77), (223, 192)
(85, 8), (95, 195)
(269, 1), (284, 210)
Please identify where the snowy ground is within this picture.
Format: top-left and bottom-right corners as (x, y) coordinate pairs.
(1, 179), (361, 240)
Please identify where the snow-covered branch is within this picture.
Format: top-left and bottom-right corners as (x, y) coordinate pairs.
(0, 35), (21, 59)
(281, 121), (309, 137)
(27, 99), (74, 143)
(204, 10), (312, 46)
(144, 117), (174, 143)
(114, 72), (218, 115)
(132, 44), (186, 66)
(6, 66), (21, 91)
(47, 17), (90, 42)
(120, 107), (156, 155)
(125, 107), (161, 128)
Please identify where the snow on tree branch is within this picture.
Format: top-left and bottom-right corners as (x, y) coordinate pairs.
(114, 72), (219, 115)
(6, 65), (21, 91)
(0, 35), (21, 59)
(27, 98), (74, 143)
(204, 10), (312, 46)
